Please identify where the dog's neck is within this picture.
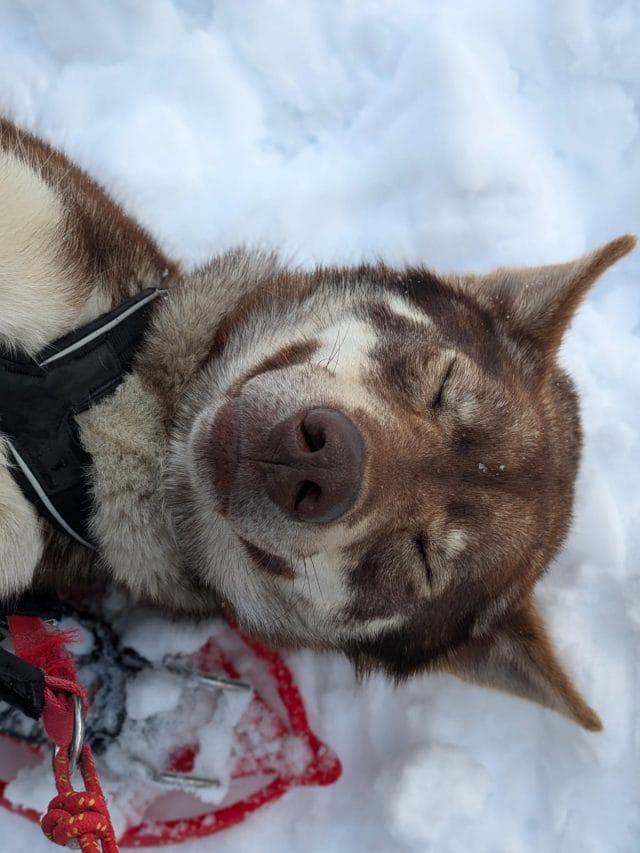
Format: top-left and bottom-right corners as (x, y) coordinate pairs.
(37, 250), (280, 609)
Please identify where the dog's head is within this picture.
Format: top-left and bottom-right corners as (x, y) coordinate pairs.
(170, 236), (635, 729)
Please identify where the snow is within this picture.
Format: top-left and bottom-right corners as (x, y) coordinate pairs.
(124, 668), (184, 720)
(1, 0), (639, 850)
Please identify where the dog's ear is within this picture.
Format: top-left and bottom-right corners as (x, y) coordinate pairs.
(468, 235), (636, 360)
(442, 599), (602, 731)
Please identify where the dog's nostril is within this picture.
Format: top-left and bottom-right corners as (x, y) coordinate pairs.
(262, 407), (365, 524)
(299, 416), (326, 453)
(294, 480), (322, 513)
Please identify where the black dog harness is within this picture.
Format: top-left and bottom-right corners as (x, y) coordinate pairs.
(0, 288), (160, 548)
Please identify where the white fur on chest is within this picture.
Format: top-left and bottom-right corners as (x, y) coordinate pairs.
(78, 373), (184, 602)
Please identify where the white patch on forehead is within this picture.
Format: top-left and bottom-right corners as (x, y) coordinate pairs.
(442, 527), (467, 558)
(456, 396), (479, 422)
(314, 319), (377, 380)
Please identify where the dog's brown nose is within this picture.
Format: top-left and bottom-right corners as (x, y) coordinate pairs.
(259, 408), (365, 523)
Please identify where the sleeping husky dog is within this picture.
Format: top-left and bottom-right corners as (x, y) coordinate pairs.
(0, 118), (635, 730)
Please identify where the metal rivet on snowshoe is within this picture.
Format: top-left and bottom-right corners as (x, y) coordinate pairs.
(131, 757), (222, 790)
(162, 657), (251, 692)
(155, 769), (222, 789)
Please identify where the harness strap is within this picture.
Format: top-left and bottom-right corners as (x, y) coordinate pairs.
(0, 644), (44, 718)
(0, 288), (160, 547)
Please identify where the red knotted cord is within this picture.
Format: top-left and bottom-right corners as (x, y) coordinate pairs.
(7, 615), (119, 853)
(41, 746), (118, 853)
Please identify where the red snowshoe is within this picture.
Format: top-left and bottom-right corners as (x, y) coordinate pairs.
(0, 599), (340, 847)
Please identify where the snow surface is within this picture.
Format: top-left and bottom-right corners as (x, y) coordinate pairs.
(1, 1), (639, 850)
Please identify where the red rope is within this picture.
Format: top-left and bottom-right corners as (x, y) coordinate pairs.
(7, 615), (119, 852)
(42, 746), (118, 853)
(7, 615), (88, 747)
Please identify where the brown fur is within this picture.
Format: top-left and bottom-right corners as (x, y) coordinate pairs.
(0, 117), (179, 306)
(1, 118), (636, 730)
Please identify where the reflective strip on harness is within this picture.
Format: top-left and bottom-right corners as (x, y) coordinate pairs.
(0, 288), (160, 546)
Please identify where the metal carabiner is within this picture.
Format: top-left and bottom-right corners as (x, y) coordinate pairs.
(52, 693), (86, 772)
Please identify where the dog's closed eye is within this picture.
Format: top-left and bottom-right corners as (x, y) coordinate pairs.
(432, 359), (456, 410)
(414, 535), (433, 587)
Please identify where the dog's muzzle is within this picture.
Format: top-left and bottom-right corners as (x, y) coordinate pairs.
(209, 404), (365, 524)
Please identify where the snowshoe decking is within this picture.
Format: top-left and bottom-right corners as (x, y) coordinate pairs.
(0, 602), (341, 847)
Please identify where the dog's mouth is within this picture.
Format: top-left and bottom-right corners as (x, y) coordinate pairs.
(206, 395), (366, 525)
